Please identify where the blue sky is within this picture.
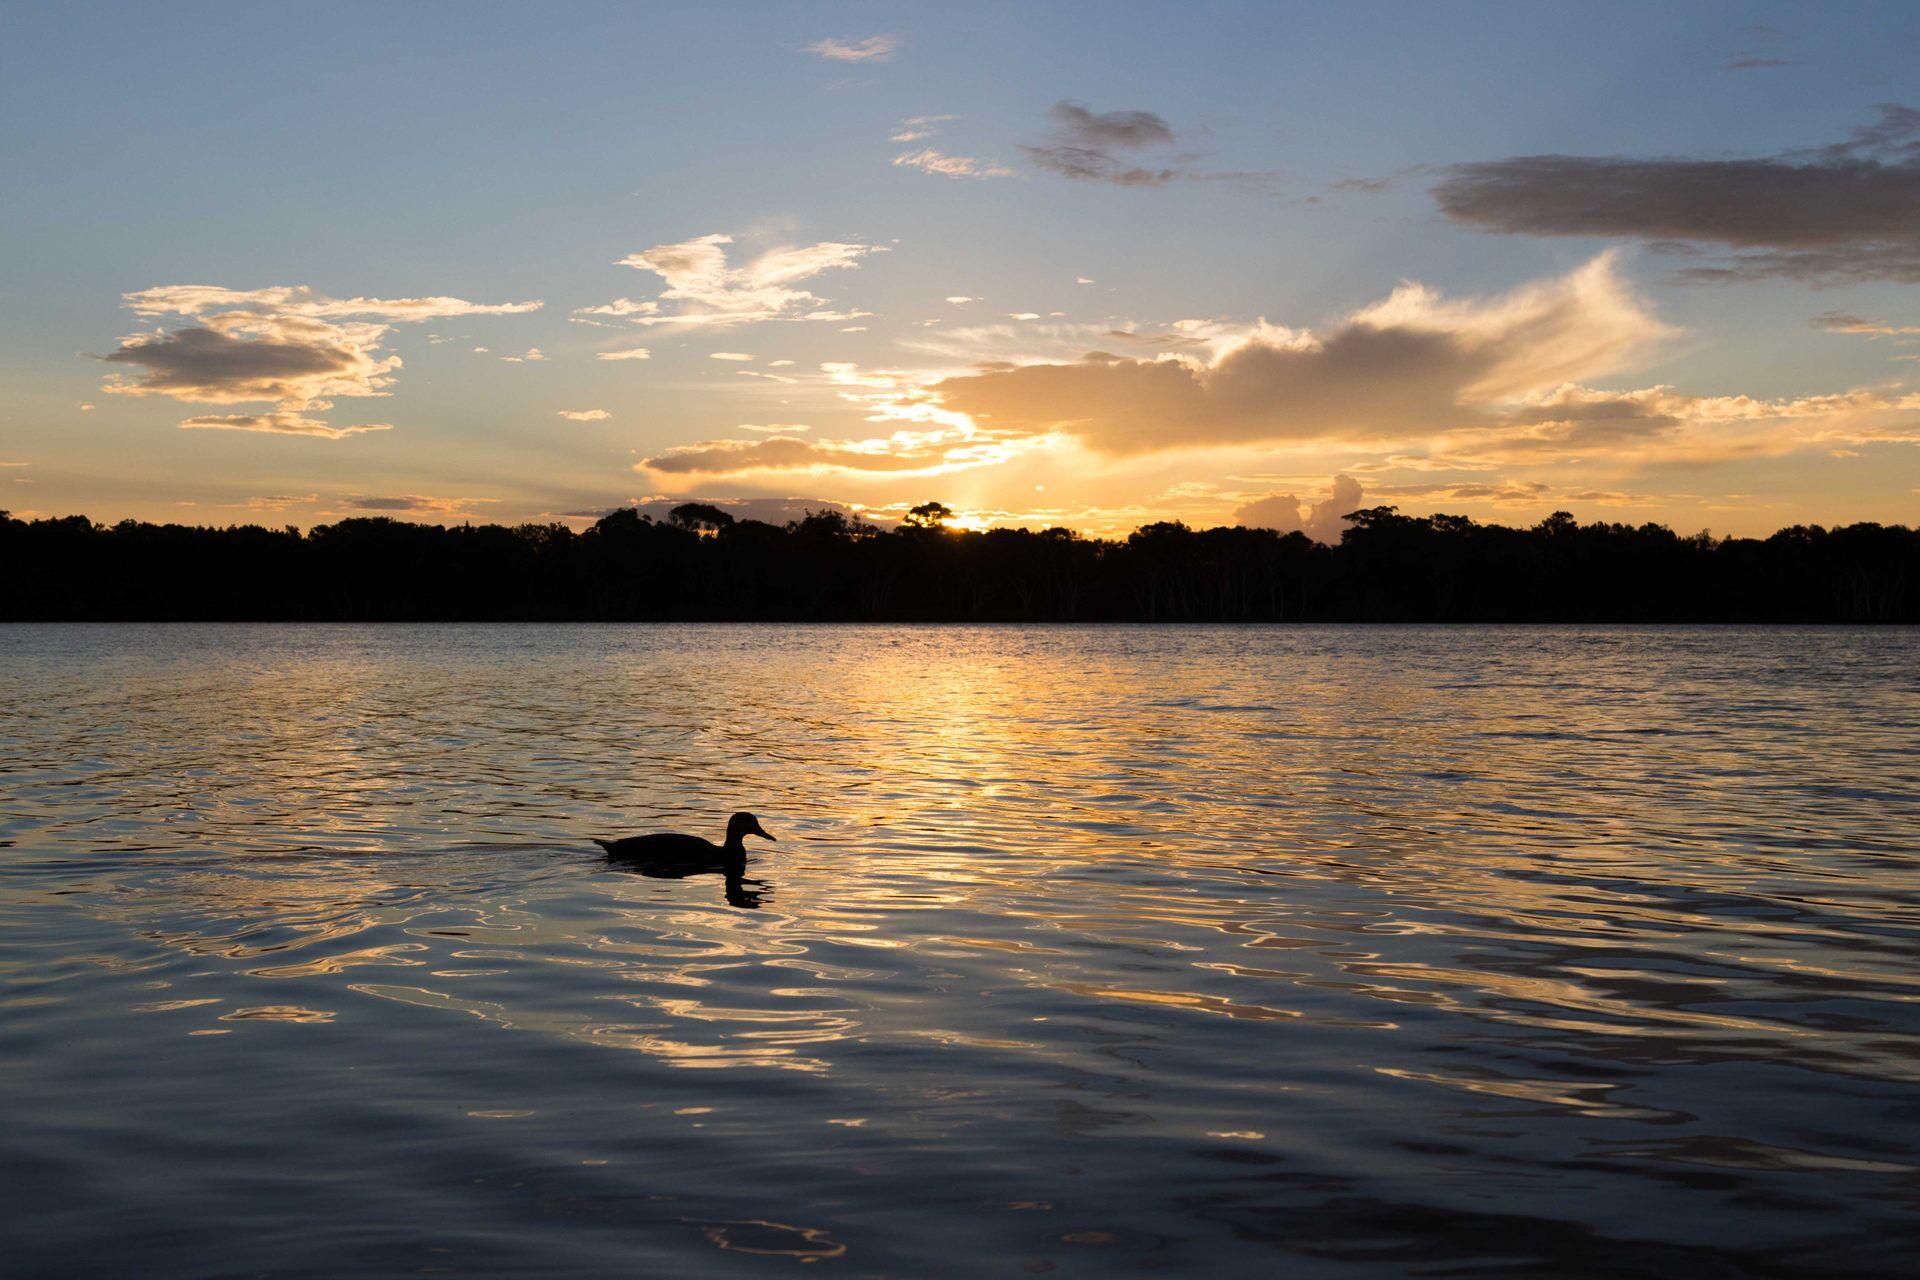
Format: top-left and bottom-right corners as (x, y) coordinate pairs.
(4, 2), (1918, 535)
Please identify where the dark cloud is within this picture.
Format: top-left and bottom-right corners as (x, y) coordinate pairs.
(1047, 101), (1175, 150)
(1432, 104), (1920, 282)
(1827, 104), (1920, 162)
(102, 325), (379, 403)
(1021, 99), (1282, 191)
(338, 494), (497, 518)
(348, 496), (447, 511)
(1812, 309), (1920, 337)
(1020, 144), (1178, 186)
(1022, 99), (1260, 189)
(1726, 56), (1792, 71)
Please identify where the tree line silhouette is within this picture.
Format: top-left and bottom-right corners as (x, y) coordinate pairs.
(2, 503), (1914, 622)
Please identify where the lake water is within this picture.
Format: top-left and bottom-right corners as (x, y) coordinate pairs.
(3, 624), (1918, 1277)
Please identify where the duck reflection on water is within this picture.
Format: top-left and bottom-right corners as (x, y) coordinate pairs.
(593, 811), (776, 909)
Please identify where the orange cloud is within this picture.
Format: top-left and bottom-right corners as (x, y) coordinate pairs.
(933, 254), (1669, 454)
(178, 412), (391, 439)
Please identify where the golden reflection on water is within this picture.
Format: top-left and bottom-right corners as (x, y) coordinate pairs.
(5, 624), (1920, 1274)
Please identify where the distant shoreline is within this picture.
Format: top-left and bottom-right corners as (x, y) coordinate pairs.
(4, 507), (1915, 623)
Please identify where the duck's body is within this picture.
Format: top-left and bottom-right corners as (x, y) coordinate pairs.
(592, 811), (775, 863)
(593, 831), (731, 860)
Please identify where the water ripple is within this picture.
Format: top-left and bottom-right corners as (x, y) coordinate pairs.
(3, 623), (1919, 1276)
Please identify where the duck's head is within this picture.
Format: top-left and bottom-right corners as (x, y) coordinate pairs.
(727, 811), (776, 844)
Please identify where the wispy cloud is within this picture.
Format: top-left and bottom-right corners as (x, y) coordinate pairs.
(596, 346), (653, 360)
(1019, 100), (1275, 191)
(576, 298), (661, 319)
(581, 233), (882, 330)
(557, 409), (610, 421)
(1433, 104), (1920, 282)
(888, 115), (1011, 179)
(638, 361), (1033, 480)
(120, 286), (541, 323)
(1724, 22), (1795, 72)
(893, 148), (1012, 179)
(890, 114), (955, 143)
(338, 494), (499, 520)
(178, 411), (392, 439)
(642, 435), (962, 475)
(1814, 310), (1920, 337)
(806, 34), (901, 63)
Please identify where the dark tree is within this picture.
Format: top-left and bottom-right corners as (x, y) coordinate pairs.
(1, 506), (1914, 622)
(669, 502), (736, 533)
(902, 501), (954, 531)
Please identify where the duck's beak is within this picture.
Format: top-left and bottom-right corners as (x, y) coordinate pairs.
(755, 822), (776, 841)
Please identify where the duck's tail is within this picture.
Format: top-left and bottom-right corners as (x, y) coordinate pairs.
(590, 838), (615, 853)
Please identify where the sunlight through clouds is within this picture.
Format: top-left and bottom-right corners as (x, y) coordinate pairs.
(932, 254), (1673, 454)
(43, 9), (1920, 537)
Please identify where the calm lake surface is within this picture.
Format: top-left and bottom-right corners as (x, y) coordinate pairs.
(3, 624), (1918, 1278)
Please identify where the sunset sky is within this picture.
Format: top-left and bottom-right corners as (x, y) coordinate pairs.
(4, 2), (1919, 538)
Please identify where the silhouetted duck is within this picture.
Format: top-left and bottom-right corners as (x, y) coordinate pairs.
(592, 811), (775, 861)
(595, 812), (775, 909)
